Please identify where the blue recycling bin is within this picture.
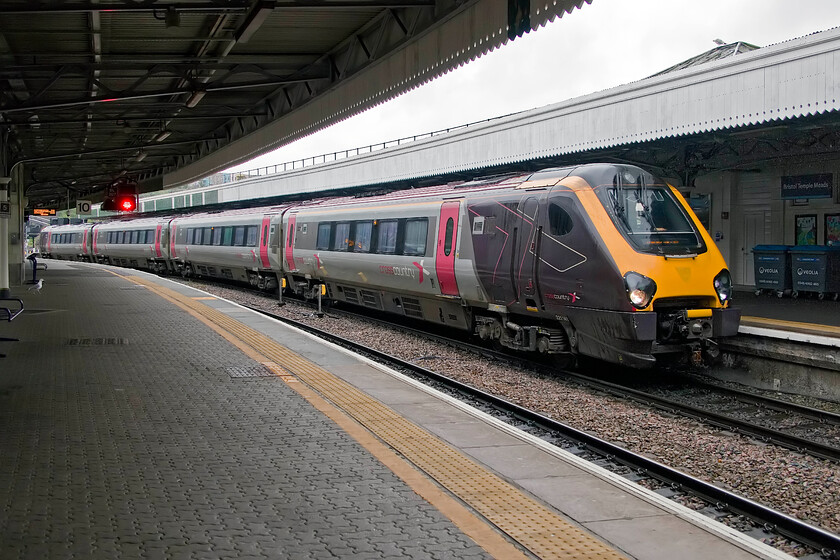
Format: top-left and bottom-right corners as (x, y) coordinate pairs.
(752, 245), (792, 297)
(789, 245), (840, 300)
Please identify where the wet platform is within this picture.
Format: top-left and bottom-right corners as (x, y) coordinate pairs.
(1, 262), (793, 559)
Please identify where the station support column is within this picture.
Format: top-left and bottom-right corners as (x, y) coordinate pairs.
(0, 176), (10, 299)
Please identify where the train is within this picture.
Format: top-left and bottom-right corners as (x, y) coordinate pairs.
(37, 163), (741, 369)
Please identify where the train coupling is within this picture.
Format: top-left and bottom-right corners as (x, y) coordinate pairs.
(678, 309), (713, 339)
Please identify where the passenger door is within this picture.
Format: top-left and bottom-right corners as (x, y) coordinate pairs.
(514, 197), (540, 305)
(285, 214), (297, 271)
(259, 215), (271, 268)
(436, 201), (460, 296)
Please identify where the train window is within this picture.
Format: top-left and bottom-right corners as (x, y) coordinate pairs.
(377, 220), (398, 254)
(404, 218), (428, 256)
(443, 218), (454, 256)
(147, 229), (155, 243)
(213, 227), (223, 246)
(129, 231), (138, 244)
(223, 227), (234, 246)
(262, 225), (268, 247)
(118, 231), (126, 244)
(354, 222), (372, 253)
(233, 226), (246, 246)
(548, 203), (574, 236)
(203, 227), (213, 245)
(193, 228), (202, 245)
(246, 226), (258, 247)
(316, 223), (331, 250)
(333, 222), (350, 252)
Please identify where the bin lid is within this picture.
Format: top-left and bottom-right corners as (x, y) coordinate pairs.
(789, 245), (840, 253)
(752, 245), (791, 252)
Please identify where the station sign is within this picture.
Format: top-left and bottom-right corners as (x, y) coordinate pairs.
(0, 201), (9, 218)
(781, 174), (833, 200)
(76, 200), (92, 215)
(33, 208), (56, 216)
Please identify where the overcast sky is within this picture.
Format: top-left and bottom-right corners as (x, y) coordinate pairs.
(225, 0), (840, 173)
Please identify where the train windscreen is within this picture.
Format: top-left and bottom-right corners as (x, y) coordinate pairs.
(595, 172), (707, 256)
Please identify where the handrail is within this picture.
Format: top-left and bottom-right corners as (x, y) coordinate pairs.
(0, 297), (24, 322)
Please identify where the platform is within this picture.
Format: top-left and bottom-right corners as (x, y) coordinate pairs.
(1, 261), (792, 559)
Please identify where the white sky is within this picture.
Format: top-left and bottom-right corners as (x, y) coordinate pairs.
(225, 0), (840, 173)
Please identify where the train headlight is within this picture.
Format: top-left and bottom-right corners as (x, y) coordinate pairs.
(624, 271), (657, 309)
(713, 269), (732, 304)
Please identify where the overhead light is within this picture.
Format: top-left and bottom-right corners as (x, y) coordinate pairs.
(185, 90), (206, 108)
(154, 130), (171, 142)
(135, 151), (147, 163)
(165, 6), (180, 28)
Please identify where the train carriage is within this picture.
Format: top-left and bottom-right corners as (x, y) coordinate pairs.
(38, 223), (95, 261)
(92, 217), (174, 274)
(282, 187), (489, 329)
(169, 207), (287, 290)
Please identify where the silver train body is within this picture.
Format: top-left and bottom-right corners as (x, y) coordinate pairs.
(37, 164), (741, 368)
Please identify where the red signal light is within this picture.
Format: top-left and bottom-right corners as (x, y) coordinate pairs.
(117, 195), (137, 212)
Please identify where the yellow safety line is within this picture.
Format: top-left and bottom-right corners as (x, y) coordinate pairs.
(741, 315), (840, 337)
(109, 270), (627, 559)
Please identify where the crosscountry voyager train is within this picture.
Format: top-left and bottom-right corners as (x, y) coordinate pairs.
(39, 163), (741, 369)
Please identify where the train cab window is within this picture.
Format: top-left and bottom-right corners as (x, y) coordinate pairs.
(333, 222), (350, 252)
(246, 226), (258, 247)
(316, 223), (331, 250)
(354, 221), (372, 253)
(212, 227), (223, 246)
(233, 226), (246, 246)
(404, 218), (428, 256)
(376, 220), (398, 254)
(548, 203), (574, 236)
(443, 218), (454, 256)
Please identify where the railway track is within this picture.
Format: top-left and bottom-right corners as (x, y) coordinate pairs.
(288, 298), (840, 464)
(247, 303), (840, 559)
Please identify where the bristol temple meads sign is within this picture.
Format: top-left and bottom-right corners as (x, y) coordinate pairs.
(781, 173), (834, 200)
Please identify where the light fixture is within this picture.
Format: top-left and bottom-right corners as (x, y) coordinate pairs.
(165, 6), (180, 28)
(135, 151), (147, 163)
(185, 90), (206, 108)
(154, 130), (172, 142)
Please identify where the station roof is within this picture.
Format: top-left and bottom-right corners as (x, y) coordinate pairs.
(0, 0), (592, 210)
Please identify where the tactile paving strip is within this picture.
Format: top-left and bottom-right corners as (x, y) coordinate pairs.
(131, 275), (627, 560)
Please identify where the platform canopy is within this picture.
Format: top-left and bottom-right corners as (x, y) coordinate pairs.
(0, 0), (592, 209)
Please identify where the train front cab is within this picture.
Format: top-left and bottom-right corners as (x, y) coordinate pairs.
(554, 166), (741, 368)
